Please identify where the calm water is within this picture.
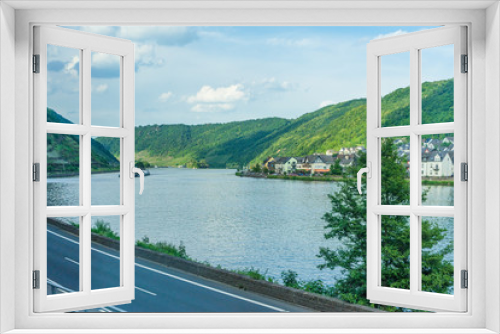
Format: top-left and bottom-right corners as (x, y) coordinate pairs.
(48, 168), (453, 286)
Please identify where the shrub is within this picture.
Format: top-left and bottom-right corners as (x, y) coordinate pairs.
(136, 236), (190, 260)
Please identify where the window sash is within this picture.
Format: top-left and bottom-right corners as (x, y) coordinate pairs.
(33, 25), (136, 313)
(366, 26), (467, 312)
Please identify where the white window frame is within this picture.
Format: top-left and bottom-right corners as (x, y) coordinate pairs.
(33, 25), (136, 313)
(1, 2), (498, 333)
(365, 26), (467, 312)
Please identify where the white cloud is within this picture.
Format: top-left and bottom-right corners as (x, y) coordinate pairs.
(187, 84), (246, 104)
(319, 100), (334, 108)
(267, 38), (314, 47)
(94, 84), (108, 93)
(92, 52), (117, 67)
(192, 103), (234, 113)
(65, 56), (79, 77)
(260, 77), (298, 92)
(135, 43), (164, 69)
(159, 92), (173, 102)
(374, 29), (410, 40)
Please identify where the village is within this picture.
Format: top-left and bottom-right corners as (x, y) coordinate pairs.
(246, 136), (455, 178)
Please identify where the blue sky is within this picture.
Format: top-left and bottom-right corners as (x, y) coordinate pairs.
(47, 26), (453, 126)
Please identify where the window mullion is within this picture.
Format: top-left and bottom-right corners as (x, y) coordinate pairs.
(409, 47), (420, 294)
(82, 47), (92, 294)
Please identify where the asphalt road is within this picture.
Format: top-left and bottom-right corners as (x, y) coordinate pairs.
(47, 225), (312, 313)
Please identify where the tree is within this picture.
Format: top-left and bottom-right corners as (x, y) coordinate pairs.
(135, 161), (145, 169)
(318, 139), (453, 310)
(251, 164), (262, 173)
(330, 159), (343, 175)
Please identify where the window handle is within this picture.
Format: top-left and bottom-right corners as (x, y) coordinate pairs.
(357, 162), (372, 195)
(130, 162), (145, 195)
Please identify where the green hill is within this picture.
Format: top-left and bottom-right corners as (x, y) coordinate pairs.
(96, 78), (453, 168)
(47, 108), (120, 176)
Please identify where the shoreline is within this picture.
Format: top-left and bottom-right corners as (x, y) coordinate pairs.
(237, 172), (454, 186)
(48, 169), (119, 178)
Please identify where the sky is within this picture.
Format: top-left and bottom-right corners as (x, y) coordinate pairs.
(47, 26), (454, 127)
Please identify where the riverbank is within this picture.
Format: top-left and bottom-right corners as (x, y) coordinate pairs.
(268, 174), (348, 182)
(237, 172), (454, 185)
(236, 172), (348, 182)
(48, 169), (120, 178)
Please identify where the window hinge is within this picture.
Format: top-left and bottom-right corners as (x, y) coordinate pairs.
(461, 270), (468, 289)
(461, 54), (468, 73)
(33, 163), (40, 182)
(33, 54), (40, 73)
(33, 270), (40, 289)
(461, 162), (468, 181)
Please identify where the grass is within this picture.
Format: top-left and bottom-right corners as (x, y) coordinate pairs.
(136, 236), (191, 260)
(70, 220), (120, 240)
(232, 267), (277, 283)
(422, 179), (454, 186)
(69, 219), (190, 260)
(92, 220), (120, 240)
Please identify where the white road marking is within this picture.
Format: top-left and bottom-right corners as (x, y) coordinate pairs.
(64, 257), (79, 265)
(63, 255), (156, 296)
(135, 286), (157, 296)
(46, 278), (127, 313)
(48, 229), (287, 312)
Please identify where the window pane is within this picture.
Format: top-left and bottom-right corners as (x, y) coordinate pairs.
(47, 45), (80, 124)
(91, 216), (121, 290)
(421, 45), (454, 124)
(91, 137), (121, 206)
(47, 217), (80, 294)
(421, 216), (454, 295)
(47, 134), (80, 206)
(381, 52), (410, 127)
(381, 215), (410, 290)
(421, 133), (454, 206)
(381, 137), (410, 205)
(91, 52), (121, 127)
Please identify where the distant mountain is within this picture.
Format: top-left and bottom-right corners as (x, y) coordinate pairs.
(47, 108), (119, 176)
(96, 79), (453, 168)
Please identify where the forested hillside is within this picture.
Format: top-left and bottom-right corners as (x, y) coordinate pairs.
(47, 108), (119, 176)
(93, 78), (453, 168)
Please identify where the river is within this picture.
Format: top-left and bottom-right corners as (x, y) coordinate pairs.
(47, 168), (453, 286)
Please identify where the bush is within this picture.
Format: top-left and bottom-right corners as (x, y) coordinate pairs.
(136, 236), (190, 260)
(281, 270), (300, 289)
(234, 267), (276, 283)
(92, 220), (119, 240)
(251, 164), (262, 173)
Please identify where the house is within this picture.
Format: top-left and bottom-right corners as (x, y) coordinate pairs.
(273, 157), (297, 174)
(262, 157), (276, 171)
(443, 137), (455, 145)
(355, 146), (367, 153)
(304, 154), (334, 172)
(422, 151), (454, 177)
(325, 149), (337, 156)
(423, 138), (442, 151)
(338, 154), (357, 169)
